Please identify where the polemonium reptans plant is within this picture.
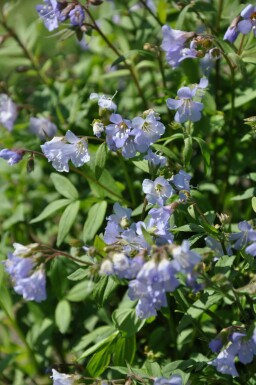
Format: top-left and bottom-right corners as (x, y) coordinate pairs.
(1, 1), (256, 385)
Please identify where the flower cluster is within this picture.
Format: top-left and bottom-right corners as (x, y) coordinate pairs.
(166, 78), (208, 123)
(105, 110), (165, 158)
(100, 170), (201, 319)
(209, 328), (256, 376)
(3, 243), (46, 302)
(128, 241), (201, 319)
(224, 4), (256, 43)
(161, 25), (220, 69)
(41, 130), (90, 172)
(36, 0), (85, 32)
(91, 94), (166, 159)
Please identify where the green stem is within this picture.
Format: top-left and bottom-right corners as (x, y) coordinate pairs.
(0, 298), (38, 373)
(41, 245), (94, 266)
(237, 34), (246, 56)
(139, 0), (163, 26)
(85, 8), (148, 109)
(216, 0), (224, 33)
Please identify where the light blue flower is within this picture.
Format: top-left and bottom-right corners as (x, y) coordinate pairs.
(0, 94), (18, 131)
(36, 0), (59, 31)
(14, 268), (46, 303)
(41, 130), (90, 172)
(69, 5), (85, 26)
(154, 375), (182, 385)
(0, 149), (24, 165)
(142, 176), (174, 205)
(161, 25), (195, 68)
(238, 4), (256, 36)
(131, 110), (165, 152)
(209, 349), (238, 376)
(167, 78), (208, 123)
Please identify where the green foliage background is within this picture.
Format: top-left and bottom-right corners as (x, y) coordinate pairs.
(0, 1), (256, 384)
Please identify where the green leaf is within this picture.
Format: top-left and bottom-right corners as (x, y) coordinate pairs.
(55, 300), (71, 334)
(93, 275), (119, 306)
(157, 0), (168, 23)
(152, 143), (178, 160)
(231, 187), (255, 201)
(86, 342), (112, 377)
(140, 226), (154, 246)
(177, 291), (222, 332)
(214, 255), (236, 277)
(51, 173), (79, 199)
(175, 4), (191, 29)
(94, 142), (108, 179)
(57, 200), (80, 246)
(193, 137), (210, 172)
(83, 201), (107, 243)
(172, 224), (205, 233)
(29, 199), (71, 224)
(143, 360), (162, 377)
(113, 335), (136, 366)
(67, 268), (89, 281)
(183, 135), (193, 167)
(235, 276), (256, 295)
(79, 331), (119, 360)
(65, 280), (95, 302)
(112, 308), (146, 337)
(252, 197), (256, 213)
(132, 160), (149, 173)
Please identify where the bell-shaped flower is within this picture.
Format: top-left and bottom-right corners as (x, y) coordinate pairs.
(41, 130), (90, 172)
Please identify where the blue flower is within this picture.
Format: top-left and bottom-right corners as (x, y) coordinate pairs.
(172, 240), (201, 274)
(0, 94), (18, 131)
(245, 241), (256, 256)
(104, 203), (132, 244)
(144, 149), (167, 169)
(154, 376), (182, 385)
(51, 369), (77, 385)
(209, 348), (238, 376)
(69, 5), (85, 26)
(161, 25), (196, 68)
(41, 130), (90, 172)
(29, 117), (57, 140)
(224, 21), (240, 43)
(36, 0), (59, 31)
(142, 176), (174, 205)
(231, 332), (256, 364)
(0, 149), (24, 165)
(209, 338), (223, 353)
(166, 78), (208, 123)
(131, 110), (165, 152)
(90, 93), (117, 112)
(230, 220), (256, 250)
(14, 268), (46, 303)
(3, 252), (46, 303)
(238, 4), (256, 36)
(106, 114), (132, 149)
